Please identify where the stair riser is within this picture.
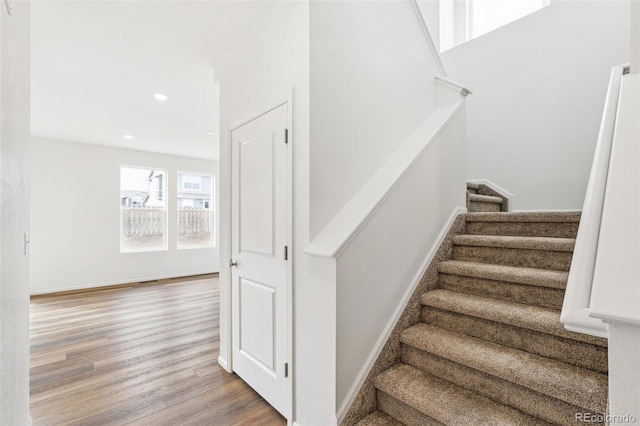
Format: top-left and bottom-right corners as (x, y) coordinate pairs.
(453, 246), (573, 270)
(377, 392), (442, 426)
(421, 308), (608, 373)
(468, 201), (501, 213)
(466, 222), (579, 239)
(402, 347), (605, 425)
(439, 274), (565, 309)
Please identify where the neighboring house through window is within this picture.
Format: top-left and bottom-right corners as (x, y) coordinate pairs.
(120, 166), (168, 252)
(177, 171), (215, 249)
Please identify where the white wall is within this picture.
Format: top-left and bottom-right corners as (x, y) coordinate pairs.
(632, 0), (640, 74)
(309, 0), (441, 237)
(335, 103), (466, 414)
(441, 0), (630, 211)
(30, 137), (218, 294)
(215, 2), (334, 424)
(217, 2), (454, 422)
(0, 1), (31, 424)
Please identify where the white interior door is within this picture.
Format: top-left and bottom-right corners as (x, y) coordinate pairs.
(230, 103), (289, 416)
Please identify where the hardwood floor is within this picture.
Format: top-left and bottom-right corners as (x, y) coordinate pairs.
(30, 274), (286, 426)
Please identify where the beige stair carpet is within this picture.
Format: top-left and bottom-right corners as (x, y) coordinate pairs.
(354, 210), (607, 426)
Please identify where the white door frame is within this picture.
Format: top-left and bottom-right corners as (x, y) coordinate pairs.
(220, 90), (293, 422)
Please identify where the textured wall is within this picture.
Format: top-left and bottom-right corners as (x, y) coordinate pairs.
(336, 108), (466, 414)
(309, 0), (441, 237)
(441, 0), (630, 211)
(214, 2), (330, 423)
(30, 137), (218, 294)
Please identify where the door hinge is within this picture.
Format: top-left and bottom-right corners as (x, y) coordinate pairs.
(284, 363), (289, 378)
(24, 232), (29, 256)
(284, 245), (288, 260)
(284, 128), (288, 144)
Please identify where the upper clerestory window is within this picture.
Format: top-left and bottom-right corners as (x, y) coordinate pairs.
(439, 0), (551, 52)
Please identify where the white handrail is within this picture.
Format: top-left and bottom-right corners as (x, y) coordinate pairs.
(409, 0), (446, 77)
(436, 76), (473, 97)
(589, 72), (640, 326)
(305, 100), (464, 258)
(560, 64), (628, 338)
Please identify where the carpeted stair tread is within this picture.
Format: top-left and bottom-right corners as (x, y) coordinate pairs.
(469, 193), (503, 204)
(421, 289), (606, 347)
(438, 260), (568, 289)
(466, 212), (581, 223)
(438, 273), (565, 309)
(465, 212), (581, 238)
(400, 324), (608, 413)
(466, 182), (479, 190)
(355, 411), (404, 426)
(375, 364), (548, 426)
(401, 346), (602, 425)
(421, 305), (608, 373)
(453, 234), (575, 251)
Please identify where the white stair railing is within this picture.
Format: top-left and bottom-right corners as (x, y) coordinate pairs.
(560, 64), (628, 338)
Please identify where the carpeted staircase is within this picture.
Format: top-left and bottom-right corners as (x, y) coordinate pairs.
(356, 185), (608, 425)
(466, 182), (508, 212)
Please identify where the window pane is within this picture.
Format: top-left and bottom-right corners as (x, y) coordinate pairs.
(120, 166), (167, 251)
(471, 0), (548, 39)
(177, 172), (214, 248)
(439, 0), (549, 52)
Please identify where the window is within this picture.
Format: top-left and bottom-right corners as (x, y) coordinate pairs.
(182, 175), (202, 192)
(177, 172), (214, 249)
(439, 0), (550, 51)
(120, 166), (167, 252)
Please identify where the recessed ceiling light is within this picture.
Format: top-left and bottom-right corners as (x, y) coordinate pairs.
(124, 134), (134, 140)
(154, 93), (168, 101)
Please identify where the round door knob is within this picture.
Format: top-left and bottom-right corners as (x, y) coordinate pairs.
(229, 259), (238, 268)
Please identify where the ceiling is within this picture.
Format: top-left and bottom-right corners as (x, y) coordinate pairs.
(31, 1), (279, 160)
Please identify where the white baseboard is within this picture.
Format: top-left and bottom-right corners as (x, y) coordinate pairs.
(512, 209), (582, 213)
(336, 206), (466, 423)
(293, 420), (338, 426)
(30, 270), (219, 295)
(217, 355), (231, 373)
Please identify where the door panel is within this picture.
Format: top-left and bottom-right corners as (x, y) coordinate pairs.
(231, 103), (289, 416)
(239, 136), (274, 256)
(239, 277), (275, 372)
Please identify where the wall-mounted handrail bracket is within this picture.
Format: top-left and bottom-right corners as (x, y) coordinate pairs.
(435, 76), (473, 97)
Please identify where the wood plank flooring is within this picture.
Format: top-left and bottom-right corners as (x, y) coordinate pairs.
(30, 274), (286, 426)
